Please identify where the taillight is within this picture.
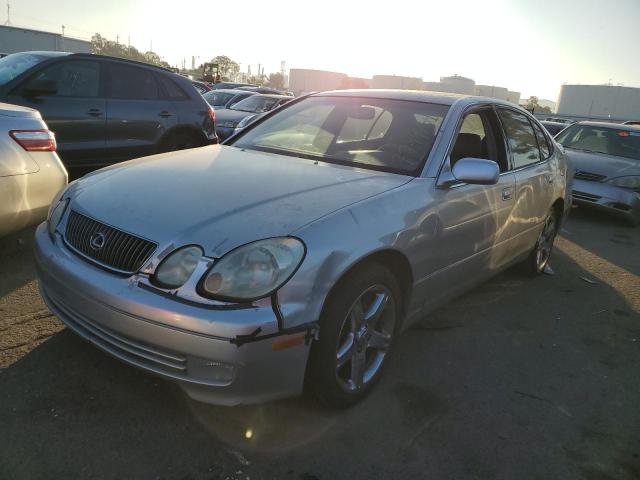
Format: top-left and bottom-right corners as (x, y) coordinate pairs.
(208, 107), (216, 124)
(9, 130), (57, 152)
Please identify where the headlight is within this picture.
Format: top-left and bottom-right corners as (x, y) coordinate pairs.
(154, 245), (203, 288)
(217, 120), (237, 128)
(235, 115), (256, 129)
(606, 175), (640, 191)
(47, 198), (68, 239)
(199, 237), (305, 302)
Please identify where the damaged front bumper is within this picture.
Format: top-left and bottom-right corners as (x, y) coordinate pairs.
(34, 223), (316, 406)
(572, 179), (640, 225)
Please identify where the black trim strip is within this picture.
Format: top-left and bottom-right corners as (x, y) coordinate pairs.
(137, 281), (256, 311)
(230, 321), (320, 348)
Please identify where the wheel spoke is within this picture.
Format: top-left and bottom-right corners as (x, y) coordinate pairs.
(350, 298), (365, 329)
(350, 350), (367, 388)
(336, 334), (355, 368)
(368, 330), (391, 350)
(364, 292), (389, 326)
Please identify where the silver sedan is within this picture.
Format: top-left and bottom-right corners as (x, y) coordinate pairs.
(36, 90), (571, 407)
(0, 102), (67, 237)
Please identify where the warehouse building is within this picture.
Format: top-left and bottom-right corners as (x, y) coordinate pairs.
(556, 84), (640, 121)
(371, 75), (423, 90)
(0, 25), (91, 54)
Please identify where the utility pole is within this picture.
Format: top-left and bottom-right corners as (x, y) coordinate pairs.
(128, 35), (130, 48)
(4, 1), (10, 26)
(116, 34), (119, 45)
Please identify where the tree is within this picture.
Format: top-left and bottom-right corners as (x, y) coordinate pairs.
(91, 33), (171, 69)
(210, 55), (240, 78)
(267, 72), (285, 89)
(524, 96), (551, 114)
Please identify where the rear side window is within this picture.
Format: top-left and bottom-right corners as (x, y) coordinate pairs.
(25, 60), (100, 98)
(532, 121), (551, 159)
(336, 105), (390, 143)
(498, 108), (542, 168)
(108, 63), (159, 100)
(157, 75), (188, 100)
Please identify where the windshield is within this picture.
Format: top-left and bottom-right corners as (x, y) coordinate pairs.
(231, 96), (281, 113)
(202, 91), (235, 107)
(556, 124), (640, 160)
(0, 52), (49, 87)
(231, 96), (449, 175)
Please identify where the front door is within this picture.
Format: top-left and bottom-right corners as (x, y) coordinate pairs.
(7, 59), (107, 167)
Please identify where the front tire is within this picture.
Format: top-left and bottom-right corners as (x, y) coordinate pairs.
(306, 263), (402, 408)
(523, 207), (559, 275)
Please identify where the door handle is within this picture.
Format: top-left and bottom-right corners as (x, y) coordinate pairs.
(501, 187), (513, 201)
(86, 108), (103, 117)
(159, 111), (173, 118)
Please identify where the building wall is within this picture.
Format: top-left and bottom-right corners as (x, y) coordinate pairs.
(371, 75), (422, 90)
(0, 26), (91, 54)
(557, 84), (640, 120)
(474, 85), (509, 100)
(438, 75), (475, 94)
(507, 91), (521, 104)
(289, 69), (348, 95)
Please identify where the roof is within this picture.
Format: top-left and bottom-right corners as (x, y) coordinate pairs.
(206, 88), (256, 94)
(315, 89), (468, 106)
(575, 121), (640, 131)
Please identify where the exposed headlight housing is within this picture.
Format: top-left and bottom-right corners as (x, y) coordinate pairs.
(199, 237), (305, 302)
(153, 245), (203, 289)
(606, 175), (640, 191)
(47, 197), (69, 239)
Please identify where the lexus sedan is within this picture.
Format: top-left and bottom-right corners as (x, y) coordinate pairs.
(36, 90), (571, 407)
(556, 121), (640, 225)
(1, 102), (67, 237)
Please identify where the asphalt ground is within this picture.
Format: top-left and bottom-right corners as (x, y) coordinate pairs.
(1, 206), (639, 480)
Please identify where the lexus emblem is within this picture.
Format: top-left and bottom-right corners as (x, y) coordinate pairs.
(89, 232), (106, 250)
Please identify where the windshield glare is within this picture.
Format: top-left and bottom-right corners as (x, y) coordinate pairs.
(231, 96), (449, 175)
(231, 96), (280, 113)
(556, 125), (640, 160)
(0, 53), (49, 87)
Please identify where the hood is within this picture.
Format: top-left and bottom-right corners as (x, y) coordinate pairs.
(566, 148), (640, 180)
(69, 145), (411, 257)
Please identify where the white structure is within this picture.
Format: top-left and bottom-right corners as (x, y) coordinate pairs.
(371, 75), (423, 90)
(557, 84), (640, 121)
(475, 85), (508, 100)
(0, 25), (91, 54)
(289, 69), (348, 95)
(437, 75), (476, 94)
(507, 91), (521, 104)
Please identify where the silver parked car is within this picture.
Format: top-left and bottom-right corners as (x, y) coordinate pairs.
(556, 121), (640, 225)
(35, 90), (571, 407)
(0, 102), (67, 237)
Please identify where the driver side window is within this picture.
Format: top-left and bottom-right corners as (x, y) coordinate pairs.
(450, 109), (508, 172)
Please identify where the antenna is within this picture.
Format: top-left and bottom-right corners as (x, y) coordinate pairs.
(4, 1), (11, 26)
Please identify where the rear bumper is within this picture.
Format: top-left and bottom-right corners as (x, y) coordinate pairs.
(572, 179), (640, 224)
(34, 223), (311, 405)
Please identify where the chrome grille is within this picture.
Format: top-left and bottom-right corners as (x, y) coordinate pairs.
(64, 210), (157, 274)
(574, 170), (606, 182)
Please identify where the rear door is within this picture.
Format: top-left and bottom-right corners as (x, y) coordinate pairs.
(7, 59), (107, 167)
(104, 62), (177, 161)
(423, 107), (517, 311)
(497, 108), (554, 254)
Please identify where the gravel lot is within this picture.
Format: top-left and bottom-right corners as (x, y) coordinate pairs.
(1, 206), (639, 480)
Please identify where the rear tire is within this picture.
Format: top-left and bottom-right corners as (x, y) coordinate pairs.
(306, 263), (402, 408)
(160, 131), (203, 153)
(523, 207), (559, 276)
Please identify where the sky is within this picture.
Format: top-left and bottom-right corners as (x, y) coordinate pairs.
(5, 0), (640, 101)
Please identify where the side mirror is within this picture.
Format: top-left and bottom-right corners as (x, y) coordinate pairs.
(451, 158), (500, 185)
(22, 78), (58, 97)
